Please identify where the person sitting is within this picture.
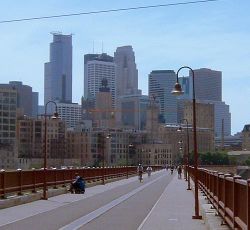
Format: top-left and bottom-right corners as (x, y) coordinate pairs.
(69, 173), (85, 194)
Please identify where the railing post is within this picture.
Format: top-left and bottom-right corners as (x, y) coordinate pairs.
(0, 169), (6, 199)
(233, 175), (241, 229)
(223, 174), (231, 224)
(62, 169), (66, 187)
(17, 168), (23, 196)
(53, 169), (57, 189)
(217, 173), (224, 214)
(247, 179), (250, 230)
(32, 168), (37, 193)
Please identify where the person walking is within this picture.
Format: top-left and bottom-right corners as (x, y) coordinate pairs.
(177, 165), (182, 179)
(170, 165), (174, 175)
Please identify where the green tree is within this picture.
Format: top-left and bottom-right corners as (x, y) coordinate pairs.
(245, 157), (250, 166)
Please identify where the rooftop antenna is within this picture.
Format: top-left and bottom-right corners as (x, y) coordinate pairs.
(102, 41), (104, 53)
(92, 40), (95, 54)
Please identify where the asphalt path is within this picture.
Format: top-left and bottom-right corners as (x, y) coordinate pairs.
(0, 170), (174, 230)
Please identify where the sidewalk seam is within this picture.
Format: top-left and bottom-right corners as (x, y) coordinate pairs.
(137, 174), (176, 230)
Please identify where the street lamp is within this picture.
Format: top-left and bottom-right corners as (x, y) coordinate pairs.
(43, 100), (58, 200)
(101, 133), (111, 185)
(180, 119), (191, 189)
(172, 66), (201, 219)
(128, 144), (134, 179)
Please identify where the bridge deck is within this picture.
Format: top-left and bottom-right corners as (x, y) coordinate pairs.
(0, 170), (206, 230)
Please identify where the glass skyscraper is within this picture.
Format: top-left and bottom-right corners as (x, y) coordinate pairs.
(44, 33), (72, 105)
(148, 70), (177, 124)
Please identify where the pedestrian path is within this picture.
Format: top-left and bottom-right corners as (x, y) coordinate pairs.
(138, 174), (206, 230)
(0, 171), (207, 230)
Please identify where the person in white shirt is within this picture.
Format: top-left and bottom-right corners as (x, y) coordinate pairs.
(146, 166), (152, 177)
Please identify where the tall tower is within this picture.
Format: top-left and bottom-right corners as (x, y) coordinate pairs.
(84, 53), (116, 107)
(114, 46), (139, 98)
(148, 70), (177, 124)
(95, 78), (115, 128)
(44, 33), (72, 105)
(191, 68), (222, 101)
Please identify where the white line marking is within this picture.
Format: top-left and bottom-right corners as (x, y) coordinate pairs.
(60, 174), (166, 230)
(137, 174), (175, 230)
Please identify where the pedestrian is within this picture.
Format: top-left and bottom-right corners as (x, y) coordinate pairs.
(170, 165), (174, 175)
(146, 166), (152, 177)
(177, 165), (182, 179)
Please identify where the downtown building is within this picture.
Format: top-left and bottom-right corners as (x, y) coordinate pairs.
(189, 68), (230, 137)
(0, 81), (38, 118)
(178, 68), (231, 138)
(0, 87), (18, 169)
(148, 70), (178, 124)
(114, 46), (140, 98)
(83, 53), (116, 107)
(57, 102), (82, 129)
(44, 33), (72, 106)
(0, 81), (39, 169)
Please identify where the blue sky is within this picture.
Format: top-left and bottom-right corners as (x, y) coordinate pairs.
(0, 0), (249, 134)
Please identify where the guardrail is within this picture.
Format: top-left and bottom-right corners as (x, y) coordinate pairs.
(0, 166), (162, 199)
(189, 166), (249, 230)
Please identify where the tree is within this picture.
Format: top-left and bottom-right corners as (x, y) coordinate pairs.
(245, 157), (250, 166)
(199, 151), (229, 165)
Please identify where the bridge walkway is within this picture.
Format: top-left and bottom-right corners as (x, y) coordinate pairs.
(0, 170), (206, 230)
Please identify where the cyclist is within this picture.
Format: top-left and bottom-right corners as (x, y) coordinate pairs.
(137, 164), (143, 182)
(146, 165), (152, 177)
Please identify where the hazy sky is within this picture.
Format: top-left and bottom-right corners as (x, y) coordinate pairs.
(0, 0), (249, 134)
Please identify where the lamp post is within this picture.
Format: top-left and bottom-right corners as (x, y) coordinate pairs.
(172, 66), (201, 219)
(101, 133), (111, 185)
(43, 100), (58, 200)
(128, 144), (134, 179)
(181, 119), (191, 190)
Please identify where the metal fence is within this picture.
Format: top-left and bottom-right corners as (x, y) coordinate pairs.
(189, 167), (250, 230)
(0, 166), (161, 199)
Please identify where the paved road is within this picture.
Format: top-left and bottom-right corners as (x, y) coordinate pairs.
(0, 171), (173, 230)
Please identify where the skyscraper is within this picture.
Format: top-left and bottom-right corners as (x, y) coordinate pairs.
(179, 68), (231, 137)
(44, 33), (72, 105)
(114, 46), (139, 98)
(148, 70), (177, 123)
(190, 68), (222, 101)
(0, 87), (17, 146)
(84, 53), (116, 107)
(0, 81), (38, 117)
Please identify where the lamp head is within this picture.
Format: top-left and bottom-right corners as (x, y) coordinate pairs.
(51, 112), (59, 119)
(177, 126), (182, 132)
(171, 82), (184, 96)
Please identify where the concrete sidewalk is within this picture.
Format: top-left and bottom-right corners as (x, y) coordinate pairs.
(138, 174), (206, 230)
(0, 171), (223, 230)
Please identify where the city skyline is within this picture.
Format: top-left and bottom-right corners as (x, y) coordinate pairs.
(0, 0), (249, 134)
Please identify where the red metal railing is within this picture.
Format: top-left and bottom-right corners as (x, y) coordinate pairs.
(189, 166), (250, 230)
(0, 166), (162, 199)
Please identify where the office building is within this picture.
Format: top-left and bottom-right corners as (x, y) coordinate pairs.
(183, 101), (214, 130)
(178, 99), (230, 137)
(190, 68), (222, 101)
(0, 87), (17, 146)
(117, 95), (149, 130)
(94, 78), (115, 128)
(148, 70), (177, 123)
(57, 103), (82, 129)
(0, 81), (38, 117)
(44, 33), (72, 105)
(84, 53), (116, 107)
(114, 46), (139, 97)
